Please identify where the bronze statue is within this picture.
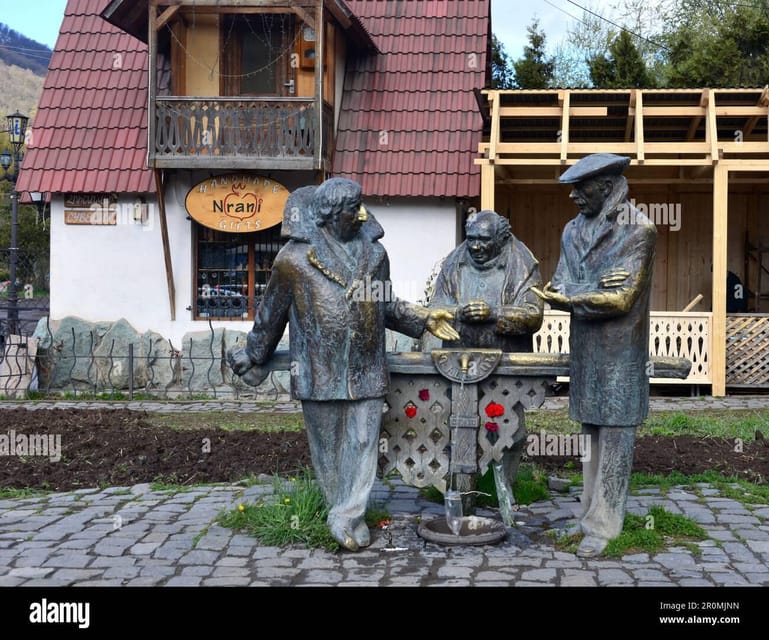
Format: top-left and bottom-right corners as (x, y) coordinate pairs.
(229, 178), (458, 551)
(533, 153), (656, 557)
(429, 210), (543, 509)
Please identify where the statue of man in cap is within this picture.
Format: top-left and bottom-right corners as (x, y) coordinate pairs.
(533, 153), (656, 558)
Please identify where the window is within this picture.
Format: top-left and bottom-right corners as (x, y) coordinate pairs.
(194, 224), (282, 320)
(222, 14), (295, 97)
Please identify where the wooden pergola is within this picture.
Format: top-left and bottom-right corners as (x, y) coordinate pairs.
(476, 88), (769, 396)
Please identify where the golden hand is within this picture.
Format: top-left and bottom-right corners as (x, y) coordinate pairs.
(426, 309), (461, 342)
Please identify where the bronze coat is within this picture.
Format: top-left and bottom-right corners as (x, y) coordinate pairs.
(246, 215), (429, 401)
(551, 201), (657, 426)
(430, 237), (544, 352)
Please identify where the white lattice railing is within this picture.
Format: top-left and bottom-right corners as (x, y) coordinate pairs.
(533, 311), (712, 384)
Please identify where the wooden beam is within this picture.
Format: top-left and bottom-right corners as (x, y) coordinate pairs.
(154, 169), (176, 321)
(559, 91), (570, 164)
(148, 1), (158, 167)
(686, 89), (708, 141)
(313, 0), (323, 170)
(498, 107), (607, 117)
(705, 89), (720, 162)
(489, 93), (500, 163)
(741, 85), (769, 138)
(635, 90), (644, 163)
(290, 5), (315, 29)
(719, 141), (769, 153)
(481, 163), (495, 211)
(155, 5), (180, 30)
(711, 163), (728, 396)
(624, 90), (636, 142)
(642, 106), (705, 116)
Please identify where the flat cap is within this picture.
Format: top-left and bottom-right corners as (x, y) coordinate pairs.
(559, 153), (631, 184)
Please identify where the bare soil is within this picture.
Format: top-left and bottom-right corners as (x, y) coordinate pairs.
(0, 409), (767, 492)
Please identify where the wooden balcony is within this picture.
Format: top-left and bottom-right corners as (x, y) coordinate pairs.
(151, 97), (334, 170)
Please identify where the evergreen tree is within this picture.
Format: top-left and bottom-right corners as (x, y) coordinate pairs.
(512, 19), (555, 89)
(491, 34), (515, 89)
(589, 31), (654, 88)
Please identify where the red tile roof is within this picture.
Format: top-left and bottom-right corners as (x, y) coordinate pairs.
(332, 0), (489, 198)
(16, 0), (155, 195)
(18, 0), (488, 199)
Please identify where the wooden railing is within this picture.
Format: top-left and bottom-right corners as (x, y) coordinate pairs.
(152, 97), (333, 170)
(726, 314), (769, 387)
(534, 310), (713, 385)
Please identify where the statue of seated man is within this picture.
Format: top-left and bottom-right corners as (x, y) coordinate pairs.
(428, 209), (544, 509)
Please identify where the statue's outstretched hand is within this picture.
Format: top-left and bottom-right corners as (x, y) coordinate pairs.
(531, 282), (571, 310)
(426, 309), (461, 342)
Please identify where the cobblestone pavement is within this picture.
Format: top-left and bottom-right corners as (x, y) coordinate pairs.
(1, 476), (767, 588)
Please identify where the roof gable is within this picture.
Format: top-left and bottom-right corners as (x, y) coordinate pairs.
(332, 0), (489, 198)
(17, 0), (155, 195)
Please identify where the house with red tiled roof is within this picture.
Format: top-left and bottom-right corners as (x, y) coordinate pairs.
(17, 0), (490, 343)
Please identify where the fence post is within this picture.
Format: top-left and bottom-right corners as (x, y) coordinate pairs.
(128, 342), (134, 401)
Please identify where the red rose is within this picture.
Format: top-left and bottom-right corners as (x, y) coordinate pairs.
(485, 421), (499, 432)
(485, 402), (505, 418)
(405, 405), (417, 419)
(418, 389), (430, 401)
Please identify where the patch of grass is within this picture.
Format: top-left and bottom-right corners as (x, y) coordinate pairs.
(0, 487), (51, 499)
(149, 481), (195, 493)
(556, 505), (708, 558)
(420, 464), (551, 509)
(630, 470), (769, 505)
(219, 469), (339, 551)
(644, 410), (769, 440)
(707, 479), (769, 505)
(525, 408), (769, 441)
(364, 504), (391, 528)
(150, 412), (305, 432)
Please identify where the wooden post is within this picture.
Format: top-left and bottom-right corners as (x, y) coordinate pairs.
(711, 163), (728, 396)
(148, 1), (158, 167)
(559, 90), (570, 164)
(481, 163), (494, 211)
(154, 169), (176, 321)
(635, 90), (645, 163)
(314, 0), (324, 170)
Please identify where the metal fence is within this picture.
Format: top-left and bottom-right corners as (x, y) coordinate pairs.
(0, 318), (290, 401)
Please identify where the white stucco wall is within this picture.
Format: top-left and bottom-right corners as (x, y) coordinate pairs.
(49, 189), (459, 344)
(371, 197), (459, 303)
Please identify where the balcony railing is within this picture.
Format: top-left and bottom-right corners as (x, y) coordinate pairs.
(152, 97), (333, 170)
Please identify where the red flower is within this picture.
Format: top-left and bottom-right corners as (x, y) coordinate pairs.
(418, 389), (430, 401)
(485, 402), (505, 418)
(485, 421), (499, 432)
(405, 405), (417, 419)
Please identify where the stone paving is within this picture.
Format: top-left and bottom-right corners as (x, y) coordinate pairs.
(1, 395), (767, 587)
(1, 477), (768, 587)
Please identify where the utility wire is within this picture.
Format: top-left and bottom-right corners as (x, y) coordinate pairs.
(564, 0), (671, 52)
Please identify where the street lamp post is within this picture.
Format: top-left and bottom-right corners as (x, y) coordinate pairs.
(1, 111), (29, 336)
